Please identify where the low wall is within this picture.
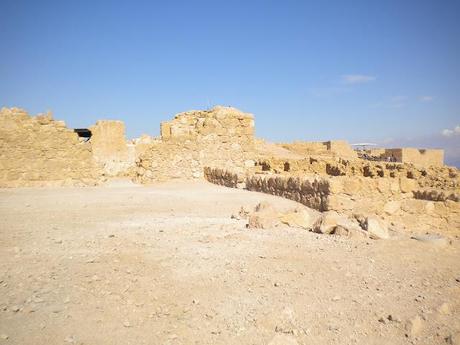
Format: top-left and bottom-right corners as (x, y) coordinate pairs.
(255, 157), (459, 193)
(204, 167), (331, 211)
(204, 167), (460, 234)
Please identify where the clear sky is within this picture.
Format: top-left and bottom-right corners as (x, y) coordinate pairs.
(1, 0), (459, 165)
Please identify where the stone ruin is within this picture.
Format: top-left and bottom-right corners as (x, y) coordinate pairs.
(1, 105), (458, 235)
(135, 106), (254, 182)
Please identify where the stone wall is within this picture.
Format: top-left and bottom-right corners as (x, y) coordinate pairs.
(280, 140), (357, 159)
(135, 106), (255, 182)
(255, 157), (459, 193)
(383, 148), (444, 167)
(204, 166), (460, 234)
(89, 120), (134, 176)
(0, 107), (100, 187)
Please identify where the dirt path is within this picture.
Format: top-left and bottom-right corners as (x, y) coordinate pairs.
(0, 181), (459, 345)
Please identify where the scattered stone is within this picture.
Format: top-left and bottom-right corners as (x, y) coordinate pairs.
(313, 211), (366, 238)
(405, 315), (423, 338)
(123, 321), (131, 328)
(247, 203), (280, 229)
(437, 302), (450, 315)
(387, 314), (401, 323)
(10, 305), (20, 312)
(279, 208), (320, 230)
(411, 234), (449, 247)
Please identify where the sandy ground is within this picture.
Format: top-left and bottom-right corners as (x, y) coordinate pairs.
(0, 180), (459, 345)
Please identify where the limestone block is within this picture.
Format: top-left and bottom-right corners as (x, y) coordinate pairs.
(364, 216), (390, 239)
(313, 211), (363, 235)
(327, 194), (355, 212)
(400, 177), (417, 193)
(279, 208), (321, 229)
(342, 177), (362, 195)
(384, 201), (401, 215)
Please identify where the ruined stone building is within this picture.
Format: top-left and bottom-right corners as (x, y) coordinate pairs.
(1, 105), (458, 235)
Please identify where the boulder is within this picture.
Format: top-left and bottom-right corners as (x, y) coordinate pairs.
(364, 216), (390, 239)
(279, 208), (320, 230)
(405, 315), (423, 338)
(247, 202), (280, 229)
(313, 211), (364, 236)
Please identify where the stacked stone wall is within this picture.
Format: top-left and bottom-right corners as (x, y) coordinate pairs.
(0, 108), (100, 187)
(204, 166), (460, 234)
(135, 106), (255, 182)
(90, 120), (135, 177)
(280, 140), (357, 159)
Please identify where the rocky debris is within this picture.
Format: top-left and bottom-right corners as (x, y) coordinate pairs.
(313, 211), (364, 237)
(384, 201), (401, 215)
(206, 161), (459, 235)
(247, 202), (280, 229)
(405, 315), (423, 338)
(278, 208), (320, 230)
(231, 206), (250, 220)
(436, 302), (450, 315)
(313, 211), (346, 234)
(362, 216), (390, 239)
(411, 234), (450, 247)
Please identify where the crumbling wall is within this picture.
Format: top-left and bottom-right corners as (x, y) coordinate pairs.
(135, 106), (255, 182)
(89, 120), (133, 176)
(204, 167), (331, 211)
(204, 165), (460, 234)
(280, 140), (357, 159)
(325, 140), (358, 159)
(255, 157), (459, 192)
(0, 107), (100, 187)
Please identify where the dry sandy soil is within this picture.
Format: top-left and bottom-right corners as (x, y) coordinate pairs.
(0, 180), (459, 345)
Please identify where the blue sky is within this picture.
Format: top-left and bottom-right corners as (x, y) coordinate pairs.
(1, 0), (459, 165)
